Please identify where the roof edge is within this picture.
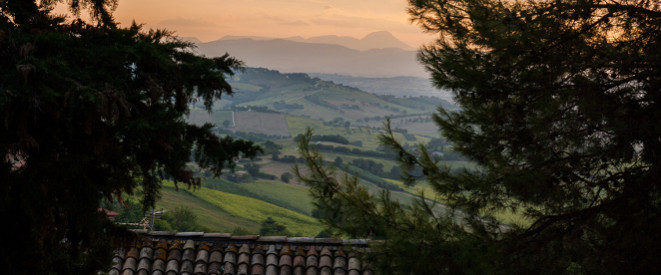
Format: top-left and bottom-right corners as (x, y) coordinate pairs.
(133, 230), (372, 246)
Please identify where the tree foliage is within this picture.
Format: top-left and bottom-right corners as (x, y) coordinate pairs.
(259, 217), (291, 236)
(280, 172), (292, 183)
(297, 0), (661, 273)
(161, 206), (207, 232)
(0, 1), (259, 273)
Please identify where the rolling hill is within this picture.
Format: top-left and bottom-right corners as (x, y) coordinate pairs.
(128, 67), (474, 236)
(156, 181), (323, 236)
(188, 67), (455, 132)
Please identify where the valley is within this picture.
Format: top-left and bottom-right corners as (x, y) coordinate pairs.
(114, 67), (473, 236)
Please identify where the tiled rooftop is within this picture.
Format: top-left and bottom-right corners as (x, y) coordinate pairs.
(109, 231), (373, 275)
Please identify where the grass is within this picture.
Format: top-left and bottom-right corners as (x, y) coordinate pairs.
(202, 177), (314, 215)
(155, 184), (260, 233)
(237, 180), (314, 214)
(157, 181), (323, 236)
(192, 186), (323, 236)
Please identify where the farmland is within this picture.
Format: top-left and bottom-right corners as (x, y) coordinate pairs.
(129, 68), (482, 235)
(233, 111), (290, 137)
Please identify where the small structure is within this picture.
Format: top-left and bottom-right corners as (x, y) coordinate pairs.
(99, 208), (119, 221)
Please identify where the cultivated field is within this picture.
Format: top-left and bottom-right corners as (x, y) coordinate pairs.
(232, 111), (291, 137)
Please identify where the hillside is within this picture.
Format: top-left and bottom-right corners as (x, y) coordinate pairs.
(129, 68), (477, 235)
(308, 73), (454, 103)
(189, 68), (455, 134)
(156, 182), (323, 236)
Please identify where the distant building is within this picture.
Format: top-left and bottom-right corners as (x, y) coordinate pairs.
(99, 208), (119, 221)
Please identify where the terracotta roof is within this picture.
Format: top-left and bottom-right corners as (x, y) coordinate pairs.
(109, 231), (373, 275)
(99, 208), (119, 216)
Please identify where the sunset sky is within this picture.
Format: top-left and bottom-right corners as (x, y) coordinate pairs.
(76, 0), (435, 48)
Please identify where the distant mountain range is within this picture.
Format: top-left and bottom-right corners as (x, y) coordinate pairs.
(219, 31), (415, 51)
(187, 31), (428, 78)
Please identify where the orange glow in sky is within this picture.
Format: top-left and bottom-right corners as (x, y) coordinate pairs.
(57, 0), (434, 47)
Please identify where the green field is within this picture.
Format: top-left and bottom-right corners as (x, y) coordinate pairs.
(192, 187), (322, 236)
(157, 182), (323, 235)
(202, 178), (314, 215)
(155, 184), (259, 233)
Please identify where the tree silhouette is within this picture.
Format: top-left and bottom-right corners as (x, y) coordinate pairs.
(297, 0), (661, 273)
(0, 1), (259, 273)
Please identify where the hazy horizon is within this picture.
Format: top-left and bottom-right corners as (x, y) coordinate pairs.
(55, 0), (435, 48)
(192, 30), (414, 48)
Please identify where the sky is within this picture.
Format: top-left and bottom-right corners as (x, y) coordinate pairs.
(76, 0), (435, 47)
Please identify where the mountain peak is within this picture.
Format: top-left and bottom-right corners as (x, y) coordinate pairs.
(361, 31), (414, 50)
(363, 30), (394, 39)
(298, 31), (413, 51)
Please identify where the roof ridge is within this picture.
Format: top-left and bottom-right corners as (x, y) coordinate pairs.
(133, 230), (372, 246)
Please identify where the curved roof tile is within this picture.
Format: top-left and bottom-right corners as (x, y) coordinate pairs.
(139, 246), (153, 260)
(165, 259), (179, 273)
(293, 266), (305, 275)
(122, 257), (137, 272)
(279, 254), (293, 267)
(111, 256), (123, 271)
(152, 258), (166, 271)
(223, 250), (237, 264)
(251, 263), (265, 275)
(305, 266), (319, 275)
(266, 253), (279, 267)
(237, 262), (249, 275)
(193, 261), (207, 274)
(293, 255), (306, 267)
(280, 265), (292, 275)
(182, 248), (195, 263)
(166, 249), (181, 262)
(179, 260), (193, 273)
(195, 249), (209, 264)
(265, 265), (278, 275)
(207, 261), (221, 274)
(137, 257), (151, 271)
(126, 247), (140, 259)
(223, 261), (235, 274)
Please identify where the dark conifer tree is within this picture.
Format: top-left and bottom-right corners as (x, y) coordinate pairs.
(297, 0), (661, 273)
(0, 0), (259, 273)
